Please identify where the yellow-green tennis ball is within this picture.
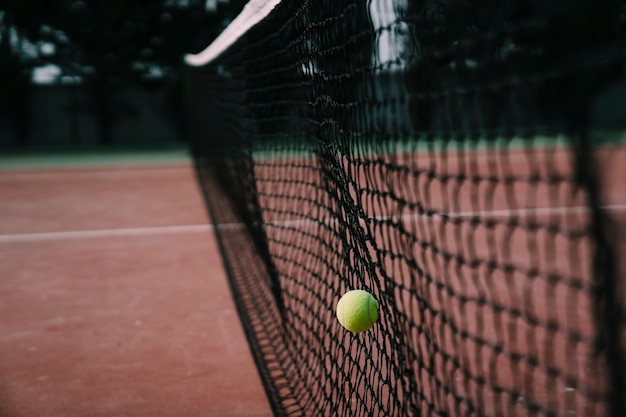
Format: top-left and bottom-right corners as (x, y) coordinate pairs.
(336, 290), (379, 333)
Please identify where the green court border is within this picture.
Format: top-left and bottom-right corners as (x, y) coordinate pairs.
(2, 129), (623, 169)
(249, 129), (626, 160)
(0, 143), (192, 170)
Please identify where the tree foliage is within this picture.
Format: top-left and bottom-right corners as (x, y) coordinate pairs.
(1, 0), (222, 144)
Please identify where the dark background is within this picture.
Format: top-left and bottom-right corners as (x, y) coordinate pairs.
(0, 0), (246, 149)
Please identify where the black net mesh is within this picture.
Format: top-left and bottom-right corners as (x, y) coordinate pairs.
(186, 0), (626, 415)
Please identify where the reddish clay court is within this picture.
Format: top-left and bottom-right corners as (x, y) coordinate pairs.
(1, 145), (625, 417)
(0, 157), (272, 417)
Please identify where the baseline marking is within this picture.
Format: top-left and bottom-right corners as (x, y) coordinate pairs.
(1, 204), (624, 243)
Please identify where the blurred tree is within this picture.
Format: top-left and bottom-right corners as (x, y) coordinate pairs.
(55, 0), (219, 143)
(1, 0), (220, 145)
(1, 1), (76, 145)
(0, 13), (31, 146)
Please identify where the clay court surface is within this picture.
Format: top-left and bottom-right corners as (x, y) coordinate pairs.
(0, 152), (273, 417)
(0, 145), (624, 417)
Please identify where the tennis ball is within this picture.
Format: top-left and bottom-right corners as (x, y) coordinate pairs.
(336, 290), (379, 333)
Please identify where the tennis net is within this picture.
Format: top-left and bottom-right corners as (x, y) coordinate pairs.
(185, 0), (626, 415)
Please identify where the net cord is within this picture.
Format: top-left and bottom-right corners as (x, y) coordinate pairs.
(184, 0), (282, 67)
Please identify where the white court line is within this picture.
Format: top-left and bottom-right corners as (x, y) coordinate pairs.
(0, 204), (624, 244)
(0, 224), (216, 243)
(0, 222), (252, 243)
